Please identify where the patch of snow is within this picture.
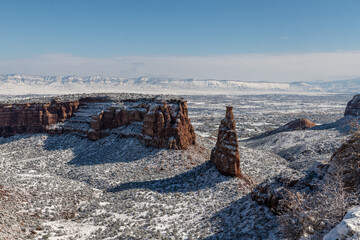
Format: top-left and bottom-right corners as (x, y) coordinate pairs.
(39, 220), (103, 240)
(323, 206), (360, 240)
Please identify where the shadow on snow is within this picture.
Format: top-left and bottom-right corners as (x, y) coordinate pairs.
(107, 161), (229, 193)
(42, 133), (162, 166)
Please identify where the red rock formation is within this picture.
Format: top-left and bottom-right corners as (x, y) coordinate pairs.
(0, 100), (80, 137)
(88, 106), (147, 141)
(253, 118), (316, 139)
(0, 96), (196, 150)
(210, 106), (241, 177)
(284, 118), (316, 130)
(344, 94), (360, 116)
(90, 107), (146, 131)
(142, 101), (196, 149)
(88, 100), (196, 149)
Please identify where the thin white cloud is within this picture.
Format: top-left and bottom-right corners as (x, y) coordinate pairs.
(1, 51), (360, 82)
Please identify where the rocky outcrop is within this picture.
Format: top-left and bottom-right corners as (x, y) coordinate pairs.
(252, 118), (316, 139)
(344, 94), (360, 116)
(310, 94), (360, 134)
(251, 174), (302, 214)
(88, 104), (147, 141)
(142, 101), (196, 149)
(88, 100), (196, 149)
(0, 100), (80, 137)
(251, 169), (322, 214)
(282, 118), (316, 131)
(327, 132), (360, 189)
(210, 106), (241, 177)
(0, 94), (196, 150)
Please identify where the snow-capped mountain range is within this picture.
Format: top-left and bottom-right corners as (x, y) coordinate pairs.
(1, 74), (359, 95)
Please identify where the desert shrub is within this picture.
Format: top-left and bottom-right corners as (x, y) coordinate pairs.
(278, 166), (358, 239)
(278, 132), (360, 239)
(331, 132), (360, 190)
(0, 184), (11, 200)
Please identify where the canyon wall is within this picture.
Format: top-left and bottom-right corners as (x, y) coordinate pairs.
(0, 95), (196, 150)
(88, 100), (196, 149)
(0, 100), (80, 137)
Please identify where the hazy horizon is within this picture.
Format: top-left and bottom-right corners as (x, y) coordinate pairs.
(1, 0), (360, 82)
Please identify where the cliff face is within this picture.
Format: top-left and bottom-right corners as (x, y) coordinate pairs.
(0, 100), (80, 137)
(142, 101), (196, 149)
(344, 94), (360, 116)
(87, 104), (147, 140)
(0, 95), (196, 150)
(210, 106), (241, 177)
(88, 100), (196, 149)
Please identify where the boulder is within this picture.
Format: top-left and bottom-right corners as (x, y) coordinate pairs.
(210, 106), (241, 177)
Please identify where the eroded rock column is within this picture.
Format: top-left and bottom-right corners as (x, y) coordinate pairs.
(142, 101), (196, 149)
(211, 106), (241, 177)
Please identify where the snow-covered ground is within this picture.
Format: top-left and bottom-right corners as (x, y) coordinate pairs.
(324, 206), (360, 240)
(244, 129), (345, 171)
(0, 93), (356, 239)
(185, 94), (351, 139)
(0, 134), (291, 239)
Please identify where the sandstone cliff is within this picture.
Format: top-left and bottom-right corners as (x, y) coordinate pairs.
(88, 100), (196, 149)
(0, 100), (80, 137)
(0, 94), (196, 150)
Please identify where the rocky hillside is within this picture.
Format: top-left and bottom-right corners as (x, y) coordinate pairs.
(246, 94), (360, 238)
(2, 93), (360, 239)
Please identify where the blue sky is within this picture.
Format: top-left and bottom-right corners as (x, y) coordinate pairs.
(1, 0), (360, 81)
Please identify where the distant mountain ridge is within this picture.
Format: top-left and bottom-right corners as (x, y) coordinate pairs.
(1, 74), (359, 95)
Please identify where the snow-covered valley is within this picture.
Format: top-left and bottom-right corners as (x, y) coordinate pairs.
(0, 92), (359, 239)
(2, 74), (360, 95)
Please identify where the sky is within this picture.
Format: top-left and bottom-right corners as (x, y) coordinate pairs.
(1, 0), (360, 82)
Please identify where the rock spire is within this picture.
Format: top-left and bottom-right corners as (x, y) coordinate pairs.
(210, 106), (241, 177)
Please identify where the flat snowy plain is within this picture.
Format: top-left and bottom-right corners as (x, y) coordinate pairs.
(0, 92), (354, 239)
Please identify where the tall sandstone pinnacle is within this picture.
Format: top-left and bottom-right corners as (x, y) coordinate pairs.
(211, 106), (241, 177)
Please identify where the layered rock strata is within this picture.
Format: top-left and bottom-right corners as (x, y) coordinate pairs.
(89, 100), (196, 149)
(0, 94), (196, 150)
(210, 106), (241, 177)
(0, 100), (80, 137)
